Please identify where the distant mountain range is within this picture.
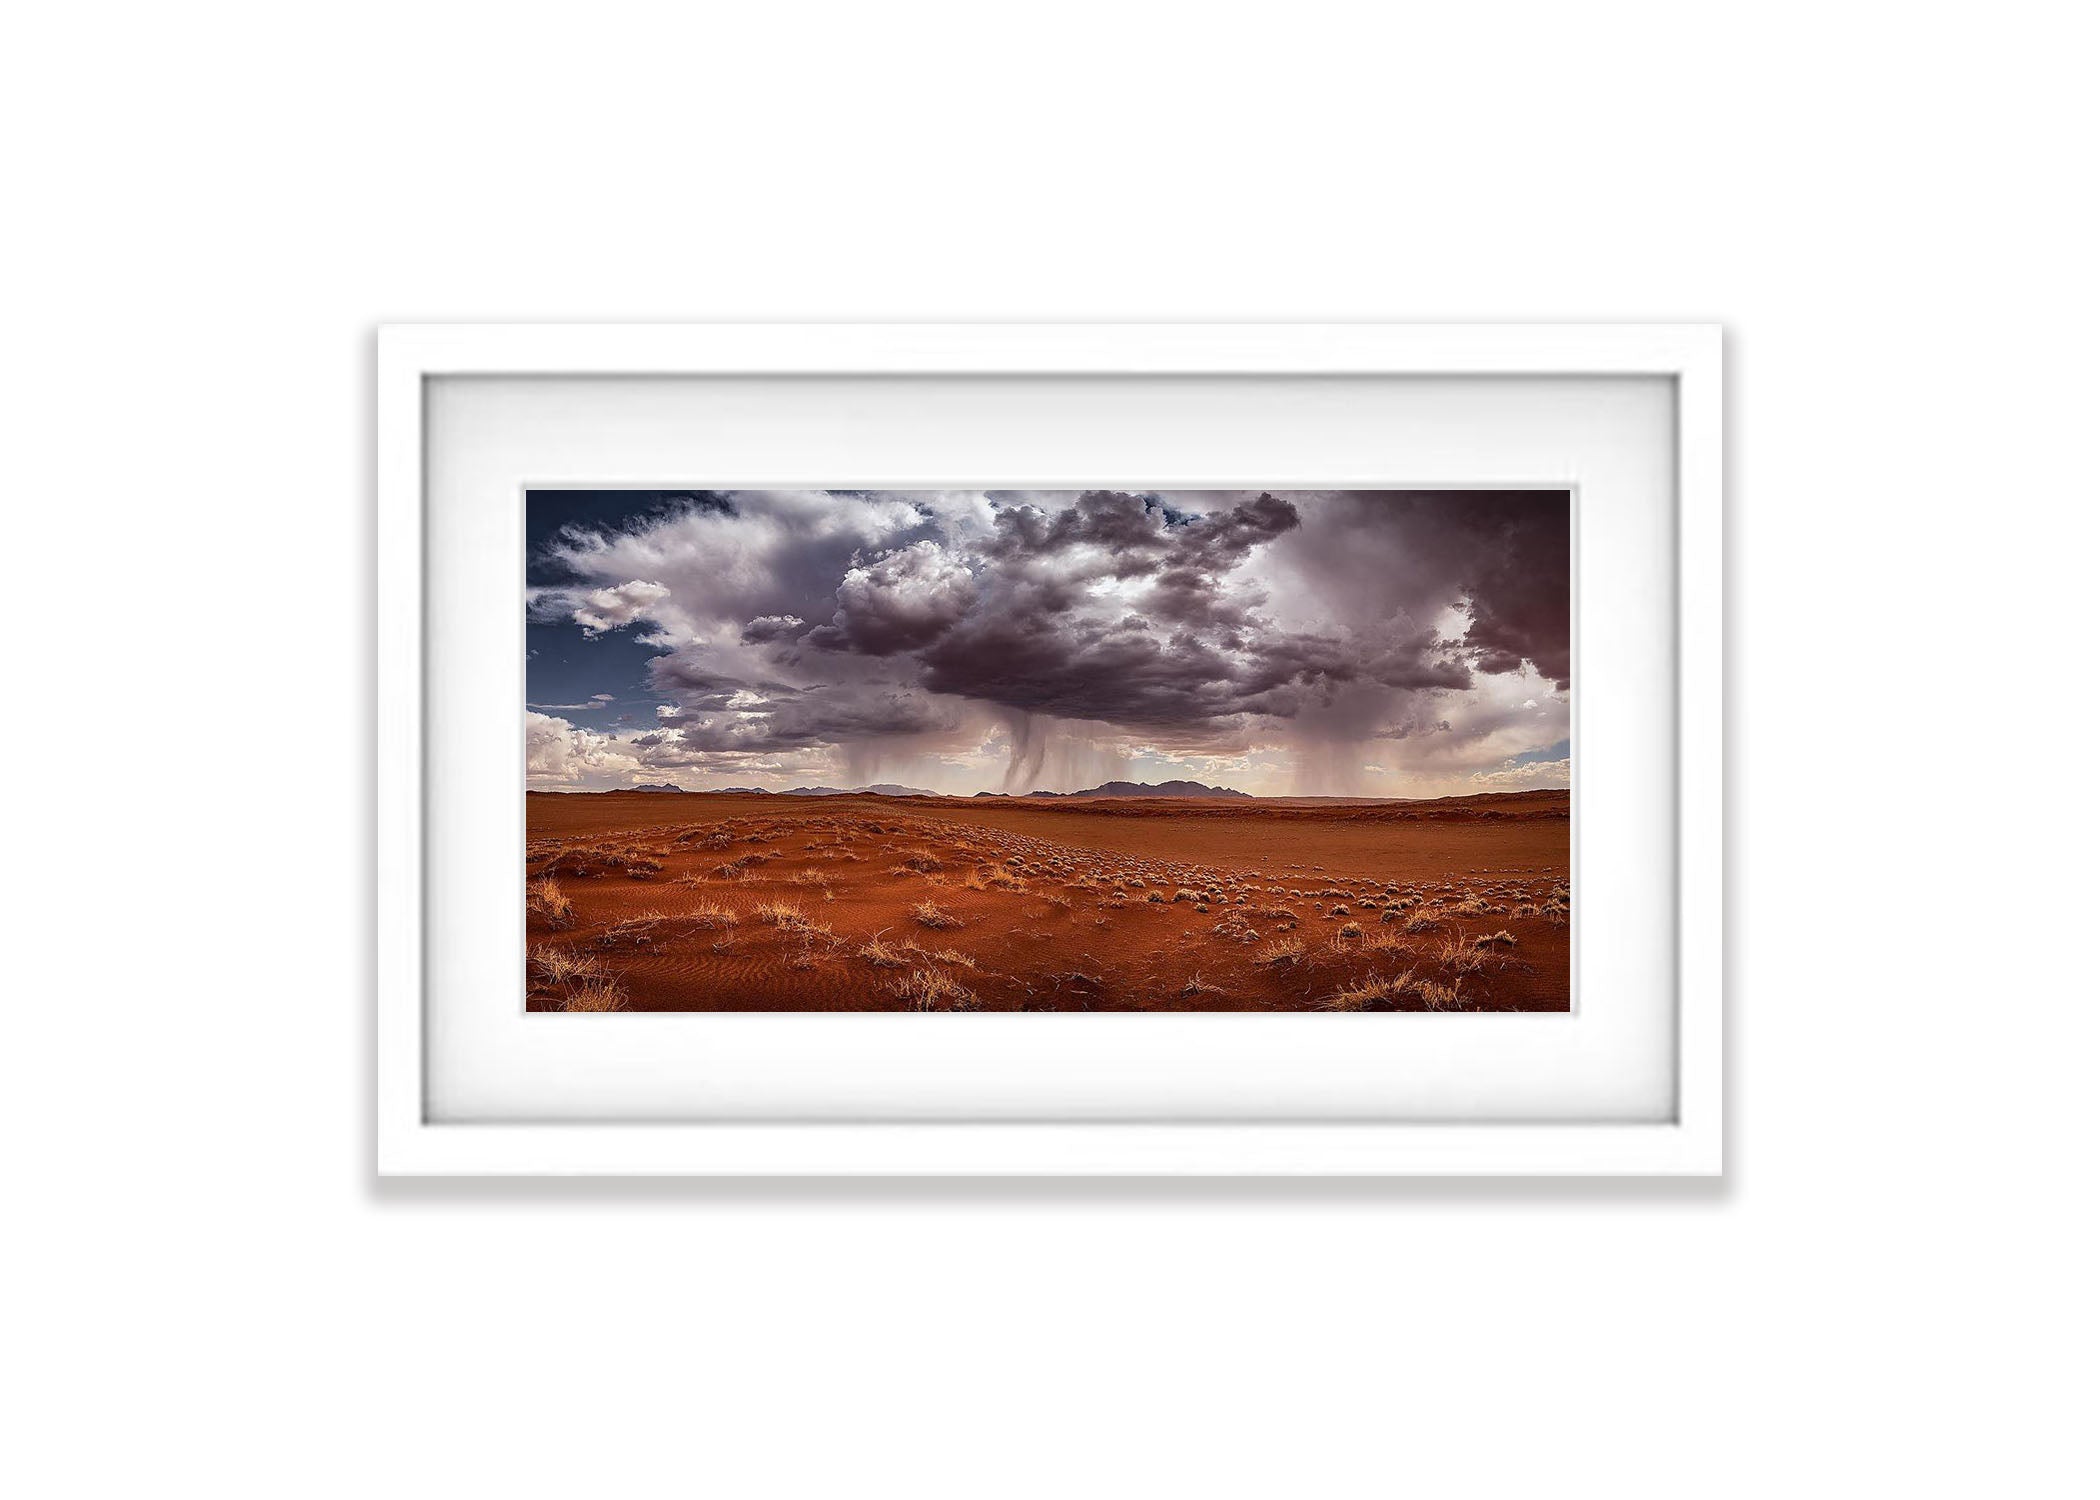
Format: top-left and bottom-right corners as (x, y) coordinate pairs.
(778, 783), (937, 797)
(614, 782), (937, 796)
(616, 783), (769, 794)
(978, 779), (1252, 800)
(613, 778), (1249, 798)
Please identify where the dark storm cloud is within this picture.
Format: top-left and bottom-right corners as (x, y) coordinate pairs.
(1434, 493), (1571, 689)
(648, 674), (958, 754)
(1366, 630), (1476, 691)
(808, 491), (1343, 728)
(529, 488), (1569, 790)
(1277, 490), (1569, 689)
(806, 540), (977, 655)
(1374, 710), (1455, 741)
(739, 614), (807, 644)
(646, 659), (806, 710)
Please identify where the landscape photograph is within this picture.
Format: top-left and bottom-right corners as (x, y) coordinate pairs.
(525, 488), (1571, 1012)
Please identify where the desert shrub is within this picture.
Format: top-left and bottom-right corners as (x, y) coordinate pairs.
(892, 968), (979, 1010)
(1317, 972), (1411, 1011)
(529, 945), (604, 987)
(912, 901), (963, 930)
(526, 875), (573, 927)
(1255, 936), (1306, 966)
(560, 978), (626, 1013)
(1412, 976), (1464, 1011)
(858, 933), (910, 968)
(597, 910), (673, 948)
(1434, 932), (1490, 974)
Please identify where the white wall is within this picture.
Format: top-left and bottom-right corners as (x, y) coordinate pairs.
(7, 4), (2092, 1496)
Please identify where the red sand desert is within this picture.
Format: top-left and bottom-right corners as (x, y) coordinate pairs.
(525, 789), (1570, 1012)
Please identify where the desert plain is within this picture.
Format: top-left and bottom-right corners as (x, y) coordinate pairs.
(525, 788), (1570, 1012)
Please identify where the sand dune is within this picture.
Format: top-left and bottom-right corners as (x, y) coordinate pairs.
(525, 791), (1571, 1013)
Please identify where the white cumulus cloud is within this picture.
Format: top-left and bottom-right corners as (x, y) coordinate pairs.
(573, 580), (670, 635)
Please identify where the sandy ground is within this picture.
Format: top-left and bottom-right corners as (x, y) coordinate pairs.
(525, 790), (1570, 1012)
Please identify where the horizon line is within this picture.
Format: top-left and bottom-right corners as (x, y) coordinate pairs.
(525, 783), (1570, 801)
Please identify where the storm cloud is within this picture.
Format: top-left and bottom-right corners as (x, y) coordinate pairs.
(525, 489), (1570, 794)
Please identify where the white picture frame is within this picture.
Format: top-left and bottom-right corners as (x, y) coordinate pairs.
(377, 323), (1723, 1176)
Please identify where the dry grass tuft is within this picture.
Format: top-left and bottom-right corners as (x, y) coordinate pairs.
(1412, 976), (1465, 1010)
(529, 945), (604, 987)
(892, 968), (980, 1010)
(1255, 936), (1307, 966)
(599, 909), (671, 947)
(526, 875), (573, 928)
(561, 979), (627, 1013)
(754, 899), (814, 931)
(1317, 971), (1413, 1011)
(1434, 931), (1491, 974)
(858, 932), (911, 968)
(912, 900), (963, 930)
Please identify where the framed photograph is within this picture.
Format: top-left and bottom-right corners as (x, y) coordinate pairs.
(378, 324), (1722, 1175)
